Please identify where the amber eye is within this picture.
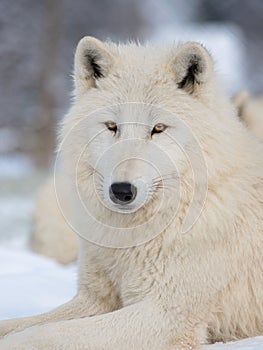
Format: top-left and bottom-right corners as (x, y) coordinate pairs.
(105, 121), (117, 133)
(151, 123), (167, 136)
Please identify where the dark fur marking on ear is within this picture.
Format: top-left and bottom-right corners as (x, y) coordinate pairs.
(177, 55), (202, 92)
(236, 104), (245, 119)
(86, 54), (104, 79)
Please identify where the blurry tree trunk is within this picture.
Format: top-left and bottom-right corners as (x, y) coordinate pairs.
(33, 0), (61, 169)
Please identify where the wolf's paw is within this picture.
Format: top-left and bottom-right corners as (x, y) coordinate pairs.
(0, 323), (85, 350)
(0, 325), (54, 350)
(0, 318), (26, 339)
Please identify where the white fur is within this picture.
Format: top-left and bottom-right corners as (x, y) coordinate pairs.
(0, 37), (263, 350)
(31, 175), (78, 264)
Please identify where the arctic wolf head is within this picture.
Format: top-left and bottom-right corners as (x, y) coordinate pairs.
(57, 37), (241, 245)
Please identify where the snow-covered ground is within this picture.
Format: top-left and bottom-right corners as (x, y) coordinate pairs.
(0, 156), (263, 349)
(0, 247), (76, 320)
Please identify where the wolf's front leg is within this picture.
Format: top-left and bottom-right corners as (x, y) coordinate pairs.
(0, 301), (203, 350)
(0, 275), (119, 339)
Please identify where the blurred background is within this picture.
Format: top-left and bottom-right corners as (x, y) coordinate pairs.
(0, 0), (263, 245)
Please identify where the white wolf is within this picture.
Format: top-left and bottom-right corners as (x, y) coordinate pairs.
(31, 90), (263, 265)
(0, 37), (263, 350)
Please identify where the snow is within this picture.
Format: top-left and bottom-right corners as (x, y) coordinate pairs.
(203, 337), (263, 349)
(0, 155), (44, 247)
(0, 160), (263, 349)
(0, 247), (76, 320)
(0, 155), (77, 320)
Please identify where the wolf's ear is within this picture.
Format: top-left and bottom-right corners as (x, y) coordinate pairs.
(231, 90), (250, 118)
(171, 42), (213, 95)
(74, 36), (114, 96)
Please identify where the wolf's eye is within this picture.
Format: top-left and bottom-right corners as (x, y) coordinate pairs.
(105, 121), (117, 134)
(151, 123), (167, 136)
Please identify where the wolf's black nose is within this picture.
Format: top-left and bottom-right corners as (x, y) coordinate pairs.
(110, 182), (137, 204)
